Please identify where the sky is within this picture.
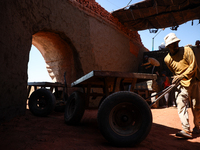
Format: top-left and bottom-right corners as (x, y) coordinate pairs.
(28, 0), (200, 82)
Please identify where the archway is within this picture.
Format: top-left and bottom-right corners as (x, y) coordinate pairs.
(31, 31), (82, 89)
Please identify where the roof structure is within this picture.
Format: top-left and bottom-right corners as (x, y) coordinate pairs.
(112, 0), (200, 31)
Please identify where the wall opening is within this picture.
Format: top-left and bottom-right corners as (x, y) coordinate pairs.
(28, 45), (52, 82)
(30, 31), (79, 86)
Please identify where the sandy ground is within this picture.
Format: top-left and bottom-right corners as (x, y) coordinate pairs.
(0, 107), (199, 150)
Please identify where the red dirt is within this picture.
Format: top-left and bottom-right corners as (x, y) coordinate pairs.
(0, 107), (199, 150)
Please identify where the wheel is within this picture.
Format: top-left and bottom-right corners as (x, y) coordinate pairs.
(97, 91), (152, 147)
(29, 88), (56, 117)
(64, 91), (85, 125)
(53, 90), (68, 112)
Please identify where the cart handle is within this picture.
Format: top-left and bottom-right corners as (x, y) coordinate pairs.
(149, 83), (178, 107)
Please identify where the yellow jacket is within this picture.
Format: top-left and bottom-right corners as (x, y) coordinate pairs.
(164, 46), (198, 87)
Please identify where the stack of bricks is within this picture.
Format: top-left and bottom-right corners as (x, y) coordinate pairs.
(74, 0), (142, 45)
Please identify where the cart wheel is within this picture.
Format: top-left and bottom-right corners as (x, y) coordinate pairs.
(64, 91), (85, 125)
(29, 88), (56, 117)
(97, 91), (152, 147)
(53, 91), (68, 112)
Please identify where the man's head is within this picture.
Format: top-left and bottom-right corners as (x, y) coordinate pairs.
(164, 33), (180, 55)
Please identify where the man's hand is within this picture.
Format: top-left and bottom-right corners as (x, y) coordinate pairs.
(172, 75), (184, 84)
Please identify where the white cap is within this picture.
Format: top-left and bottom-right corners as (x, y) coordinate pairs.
(164, 33), (180, 47)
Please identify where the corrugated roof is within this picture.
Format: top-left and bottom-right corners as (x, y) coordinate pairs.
(112, 0), (200, 31)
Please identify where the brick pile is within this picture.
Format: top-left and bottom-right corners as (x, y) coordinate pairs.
(74, 0), (142, 45)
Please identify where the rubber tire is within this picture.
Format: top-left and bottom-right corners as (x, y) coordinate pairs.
(98, 91), (152, 147)
(29, 88), (56, 117)
(53, 90), (68, 112)
(64, 91), (85, 125)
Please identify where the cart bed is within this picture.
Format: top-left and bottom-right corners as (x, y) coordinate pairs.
(71, 70), (157, 88)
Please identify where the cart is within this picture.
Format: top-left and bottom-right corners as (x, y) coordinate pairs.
(64, 70), (157, 146)
(27, 82), (67, 116)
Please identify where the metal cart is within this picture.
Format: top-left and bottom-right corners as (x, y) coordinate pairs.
(64, 70), (157, 146)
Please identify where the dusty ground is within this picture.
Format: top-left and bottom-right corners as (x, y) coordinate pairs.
(0, 107), (199, 150)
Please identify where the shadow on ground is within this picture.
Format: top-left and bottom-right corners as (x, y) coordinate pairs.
(0, 109), (199, 150)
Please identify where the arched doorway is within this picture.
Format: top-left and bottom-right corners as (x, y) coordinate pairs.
(30, 31), (83, 88)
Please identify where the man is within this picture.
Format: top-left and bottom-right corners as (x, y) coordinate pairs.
(164, 33), (200, 138)
(141, 55), (160, 75)
(159, 42), (165, 50)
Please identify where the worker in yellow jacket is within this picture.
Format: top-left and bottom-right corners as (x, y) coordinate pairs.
(164, 33), (200, 139)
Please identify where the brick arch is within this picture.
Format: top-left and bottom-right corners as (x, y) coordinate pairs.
(32, 31), (83, 86)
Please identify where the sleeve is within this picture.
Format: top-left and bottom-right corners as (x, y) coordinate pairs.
(181, 47), (197, 79)
(164, 55), (175, 75)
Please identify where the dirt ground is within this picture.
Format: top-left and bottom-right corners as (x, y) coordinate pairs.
(0, 107), (199, 150)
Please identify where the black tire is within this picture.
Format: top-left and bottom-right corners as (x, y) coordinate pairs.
(29, 88), (56, 117)
(53, 91), (68, 112)
(64, 91), (85, 125)
(97, 91), (152, 147)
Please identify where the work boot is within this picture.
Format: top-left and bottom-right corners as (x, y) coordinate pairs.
(192, 127), (200, 134)
(176, 130), (192, 139)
